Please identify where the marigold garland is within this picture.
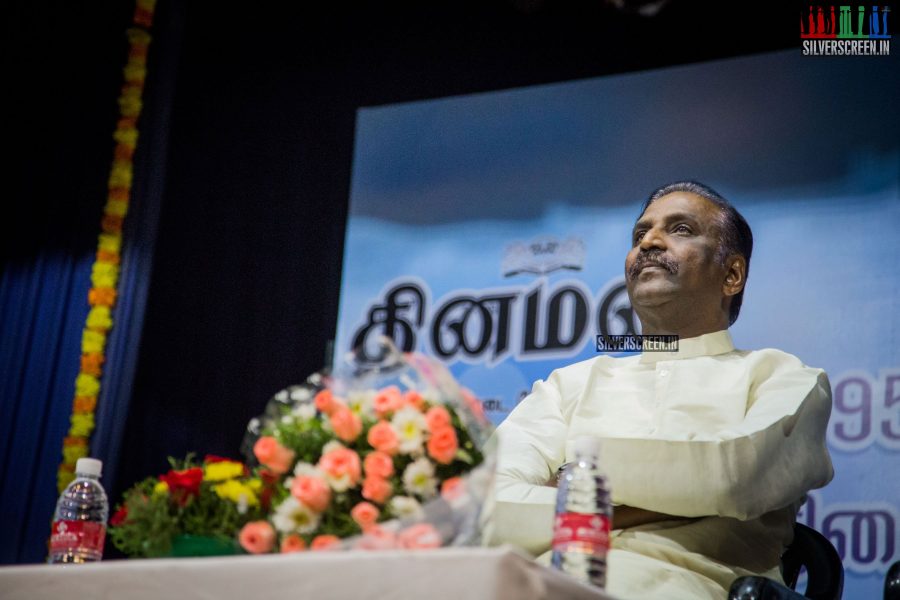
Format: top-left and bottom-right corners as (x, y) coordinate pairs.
(56, 0), (158, 494)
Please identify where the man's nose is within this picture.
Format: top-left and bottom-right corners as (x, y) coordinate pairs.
(639, 227), (666, 251)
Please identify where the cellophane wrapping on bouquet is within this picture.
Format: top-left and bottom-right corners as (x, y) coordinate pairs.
(239, 340), (496, 553)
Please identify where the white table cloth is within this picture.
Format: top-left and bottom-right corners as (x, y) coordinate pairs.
(0, 546), (613, 600)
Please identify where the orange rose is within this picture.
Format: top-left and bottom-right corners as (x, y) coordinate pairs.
(253, 436), (296, 475)
(317, 447), (362, 491)
(372, 386), (403, 417)
(402, 390), (425, 410)
(314, 389), (338, 415)
(367, 421), (399, 455)
(363, 451), (394, 479)
(310, 534), (341, 550)
(290, 475), (331, 512)
(426, 426), (458, 465)
(362, 476), (393, 505)
(330, 406), (363, 443)
(239, 521), (275, 554)
(425, 406), (452, 432)
(280, 534), (306, 553)
(350, 501), (380, 530)
(441, 476), (465, 501)
(355, 525), (398, 550)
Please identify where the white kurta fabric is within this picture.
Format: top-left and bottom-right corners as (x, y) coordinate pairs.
(482, 330), (834, 600)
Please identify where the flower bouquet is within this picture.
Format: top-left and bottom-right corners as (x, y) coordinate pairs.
(237, 344), (494, 554)
(108, 454), (267, 557)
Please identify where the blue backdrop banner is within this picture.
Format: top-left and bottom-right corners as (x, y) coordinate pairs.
(335, 50), (900, 599)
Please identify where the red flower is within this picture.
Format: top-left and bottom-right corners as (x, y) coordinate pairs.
(203, 454), (231, 464)
(110, 505), (129, 526)
(159, 467), (203, 505)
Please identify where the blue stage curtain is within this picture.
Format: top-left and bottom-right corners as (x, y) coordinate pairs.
(0, 0), (181, 563)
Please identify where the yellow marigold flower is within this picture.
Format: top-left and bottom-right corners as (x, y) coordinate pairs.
(127, 27), (152, 48)
(203, 461), (245, 482)
(86, 306), (113, 331)
(91, 262), (119, 289)
(154, 481), (170, 496)
(82, 329), (106, 354)
(213, 480), (258, 506)
(123, 61), (147, 84)
(57, 471), (75, 493)
(63, 444), (89, 465)
(98, 233), (122, 254)
(105, 199), (129, 217)
(247, 478), (262, 492)
(113, 127), (138, 147)
(118, 87), (143, 117)
(75, 373), (101, 397)
(70, 413), (95, 437)
(108, 162), (133, 189)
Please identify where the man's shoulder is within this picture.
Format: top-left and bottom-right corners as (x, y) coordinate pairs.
(549, 353), (636, 379)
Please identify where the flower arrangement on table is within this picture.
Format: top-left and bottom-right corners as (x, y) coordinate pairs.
(108, 454), (267, 558)
(239, 367), (490, 554)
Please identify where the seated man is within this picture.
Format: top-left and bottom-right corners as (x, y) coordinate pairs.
(482, 181), (834, 599)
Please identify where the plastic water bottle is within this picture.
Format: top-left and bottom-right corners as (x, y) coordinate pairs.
(551, 436), (612, 588)
(49, 458), (109, 563)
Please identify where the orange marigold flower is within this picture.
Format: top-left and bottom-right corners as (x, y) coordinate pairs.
(88, 287), (117, 307)
(108, 187), (130, 203)
(63, 436), (87, 447)
(73, 395), (97, 414)
(80, 353), (105, 376)
(96, 249), (120, 265)
(117, 117), (138, 131)
(114, 143), (135, 162)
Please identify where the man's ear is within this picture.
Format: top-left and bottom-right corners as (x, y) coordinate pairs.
(722, 254), (746, 297)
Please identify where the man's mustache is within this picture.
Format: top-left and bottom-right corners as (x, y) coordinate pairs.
(628, 251), (679, 281)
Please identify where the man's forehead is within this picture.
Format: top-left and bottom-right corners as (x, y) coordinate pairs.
(636, 192), (721, 226)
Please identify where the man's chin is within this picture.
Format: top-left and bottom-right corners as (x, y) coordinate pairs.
(629, 282), (678, 307)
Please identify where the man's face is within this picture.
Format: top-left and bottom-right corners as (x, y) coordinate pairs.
(625, 192), (728, 315)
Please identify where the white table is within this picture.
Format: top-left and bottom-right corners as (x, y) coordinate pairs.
(0, 546), (613, 600)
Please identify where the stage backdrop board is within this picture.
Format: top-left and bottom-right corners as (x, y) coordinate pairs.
(334, 49), (900, 600)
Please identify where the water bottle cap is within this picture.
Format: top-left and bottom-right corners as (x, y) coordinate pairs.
(75, 457), (103, 477)
(573, 435), (601, 458)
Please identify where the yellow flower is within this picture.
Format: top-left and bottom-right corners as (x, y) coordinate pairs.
(91, 262), (119, 289)
(213, 480), (259, 506)
(63, 444), (89, 465)
(98, 233), (121, 254)
(203, 461), (245, 482)
(69, 413), (95, 437)
(82, 329), (106, 354)
(127, 27), (152, 48)
(113, 127), (138, 147)
(86, 306), (113, 331)
(123, 60), (147, 84)
(247, 478), (262, 492)
(75, 373), (101, 397)
(154, 481), (170, 496)
(108, 162), (133, 188)
(118, 86), (143, 117)
(105, 199), (129, 217)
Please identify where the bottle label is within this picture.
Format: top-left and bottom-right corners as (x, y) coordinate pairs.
(50, 520), (106, 554)
(552, 512), (610, 552)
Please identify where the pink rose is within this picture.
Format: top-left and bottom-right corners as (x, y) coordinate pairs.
(253, 436), (296, 475)
(363, 451), (395, 479)
(441, 476), (465, 501)
(367, 420), (399, 455)
(403, 390), (425, 410)
(355, 525), (398, 550)
(398, 523), (442, 549)
(317, 447), (362, 490)
(239, 521), (276, 554)
(290, 475), (331, 512)
(310, 534), (341, 550)
(362, 476), (393, 504)
(330, 407), (363, 443)
(314, 389), (341, 416)
(425, 406), (452, 432)
(350, 501), (380, 530)
(373, 386), (404, 417)
(426, 426), (458, 465)
(280, 534), (306, 553)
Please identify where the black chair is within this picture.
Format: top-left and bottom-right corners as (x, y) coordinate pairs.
(728, 523), (843, 600)
(886, 560), (900, 600)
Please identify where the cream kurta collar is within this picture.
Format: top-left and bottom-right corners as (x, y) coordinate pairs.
(638, 329), (735, 364)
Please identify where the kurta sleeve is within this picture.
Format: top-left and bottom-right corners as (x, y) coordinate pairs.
(602, 352), (834, 521)
(481, 369), (572, 556)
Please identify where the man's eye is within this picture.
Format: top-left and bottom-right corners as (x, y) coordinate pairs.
(673, 224), (692, 234)
(633, 231), (646, 244)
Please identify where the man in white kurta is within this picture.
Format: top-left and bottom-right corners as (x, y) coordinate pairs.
(482, 182), (834, 599)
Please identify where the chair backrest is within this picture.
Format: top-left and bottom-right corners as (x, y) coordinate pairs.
(780, 523), (844, 600)
(886, 560), (900, 600)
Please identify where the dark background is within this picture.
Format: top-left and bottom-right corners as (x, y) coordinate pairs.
(5, 0), (798, 514)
